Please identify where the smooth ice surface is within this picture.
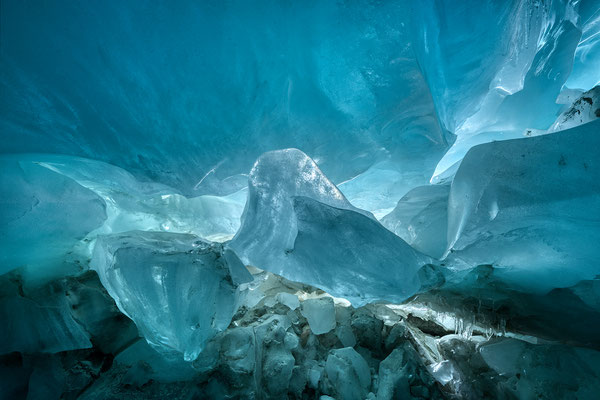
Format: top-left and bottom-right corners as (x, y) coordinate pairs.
(91, 231), (252, 361)
(446, 119), (600, 292)
(381, 184), (449, 259)
(0, 156), (107, 284)
(230, 149), (430, 306)
(301, 298), (337, 335)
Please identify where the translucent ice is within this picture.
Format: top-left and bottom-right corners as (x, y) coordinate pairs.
(325, 347), (371, 400)
(415, 0), (588, 183)
(446, 119), (600, 292)
(230, 149), (430, 306)
(381, 185), (449, 259)
(91, 231), (252, 361)
(0, 156), (106, 284)
(32, 154), (246, 242)
(0, 0), (441, 196)
(301, 297), (337, 335)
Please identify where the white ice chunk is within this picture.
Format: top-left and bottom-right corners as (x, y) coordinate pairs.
(301, 297), (336, 335)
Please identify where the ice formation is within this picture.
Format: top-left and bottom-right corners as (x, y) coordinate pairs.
(2, 0), (600, 398)
(446, 119), (600, 292)
(91, 231), (251, 361)
(230, 148), (430, 306)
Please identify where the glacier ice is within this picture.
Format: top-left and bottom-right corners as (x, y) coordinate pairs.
(0, 156), (107, 284)
(0, 280), (92, 355)
(30, 154), (246, 242)
(415, 0), (595, 183)
(0, 0), (442, 197)
(325, 348), (371, 400)
(381, 184), (450, 259)
(0, 154), (246, 287)
(446, 119), (600, 292)
(230, 148), (430, 306)
(90, 231), (252, 361)
(301, 297), (337, 335)
(2, 0), (600, 398)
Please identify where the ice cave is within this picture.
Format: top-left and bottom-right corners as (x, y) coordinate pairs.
(1, 0), (600, 399)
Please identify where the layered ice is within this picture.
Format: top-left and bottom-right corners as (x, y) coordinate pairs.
(91, 231), (252, 361)
(31, 154), (246, 242)
(0, 154), (246, 287)
(230, 149), (430, 306)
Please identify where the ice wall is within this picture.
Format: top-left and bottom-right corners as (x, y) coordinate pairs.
(0, 0), (446, 200)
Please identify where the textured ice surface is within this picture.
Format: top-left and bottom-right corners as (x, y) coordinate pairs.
(414, 0), (593, 183)
(230, 149), (430, 306)
(480, 338), (600, 399)
(91, 231), (252, 361)
(2, 1), (600, 397)
(381, 185), (449, 259)
(0, 0), (443, 197)
(547, 85), (600, 133)
(565, 0), (600, 90)
(325, 348), (371, 400)
(446, 119), (600, 292)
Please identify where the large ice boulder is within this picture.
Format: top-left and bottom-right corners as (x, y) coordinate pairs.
(91, 231), (252, 361)
(230, 149), (430, 306)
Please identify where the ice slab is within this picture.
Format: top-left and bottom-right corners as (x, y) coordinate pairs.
(91, 231), (252, 361)
(446, 119), (600, 292)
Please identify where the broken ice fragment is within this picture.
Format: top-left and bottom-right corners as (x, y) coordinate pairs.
(91, 231), (252, 361)
(301, 298), (336, 335)
(325, 347), (371, 400)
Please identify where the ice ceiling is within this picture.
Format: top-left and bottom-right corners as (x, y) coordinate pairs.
(1, 0), (600, 399)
